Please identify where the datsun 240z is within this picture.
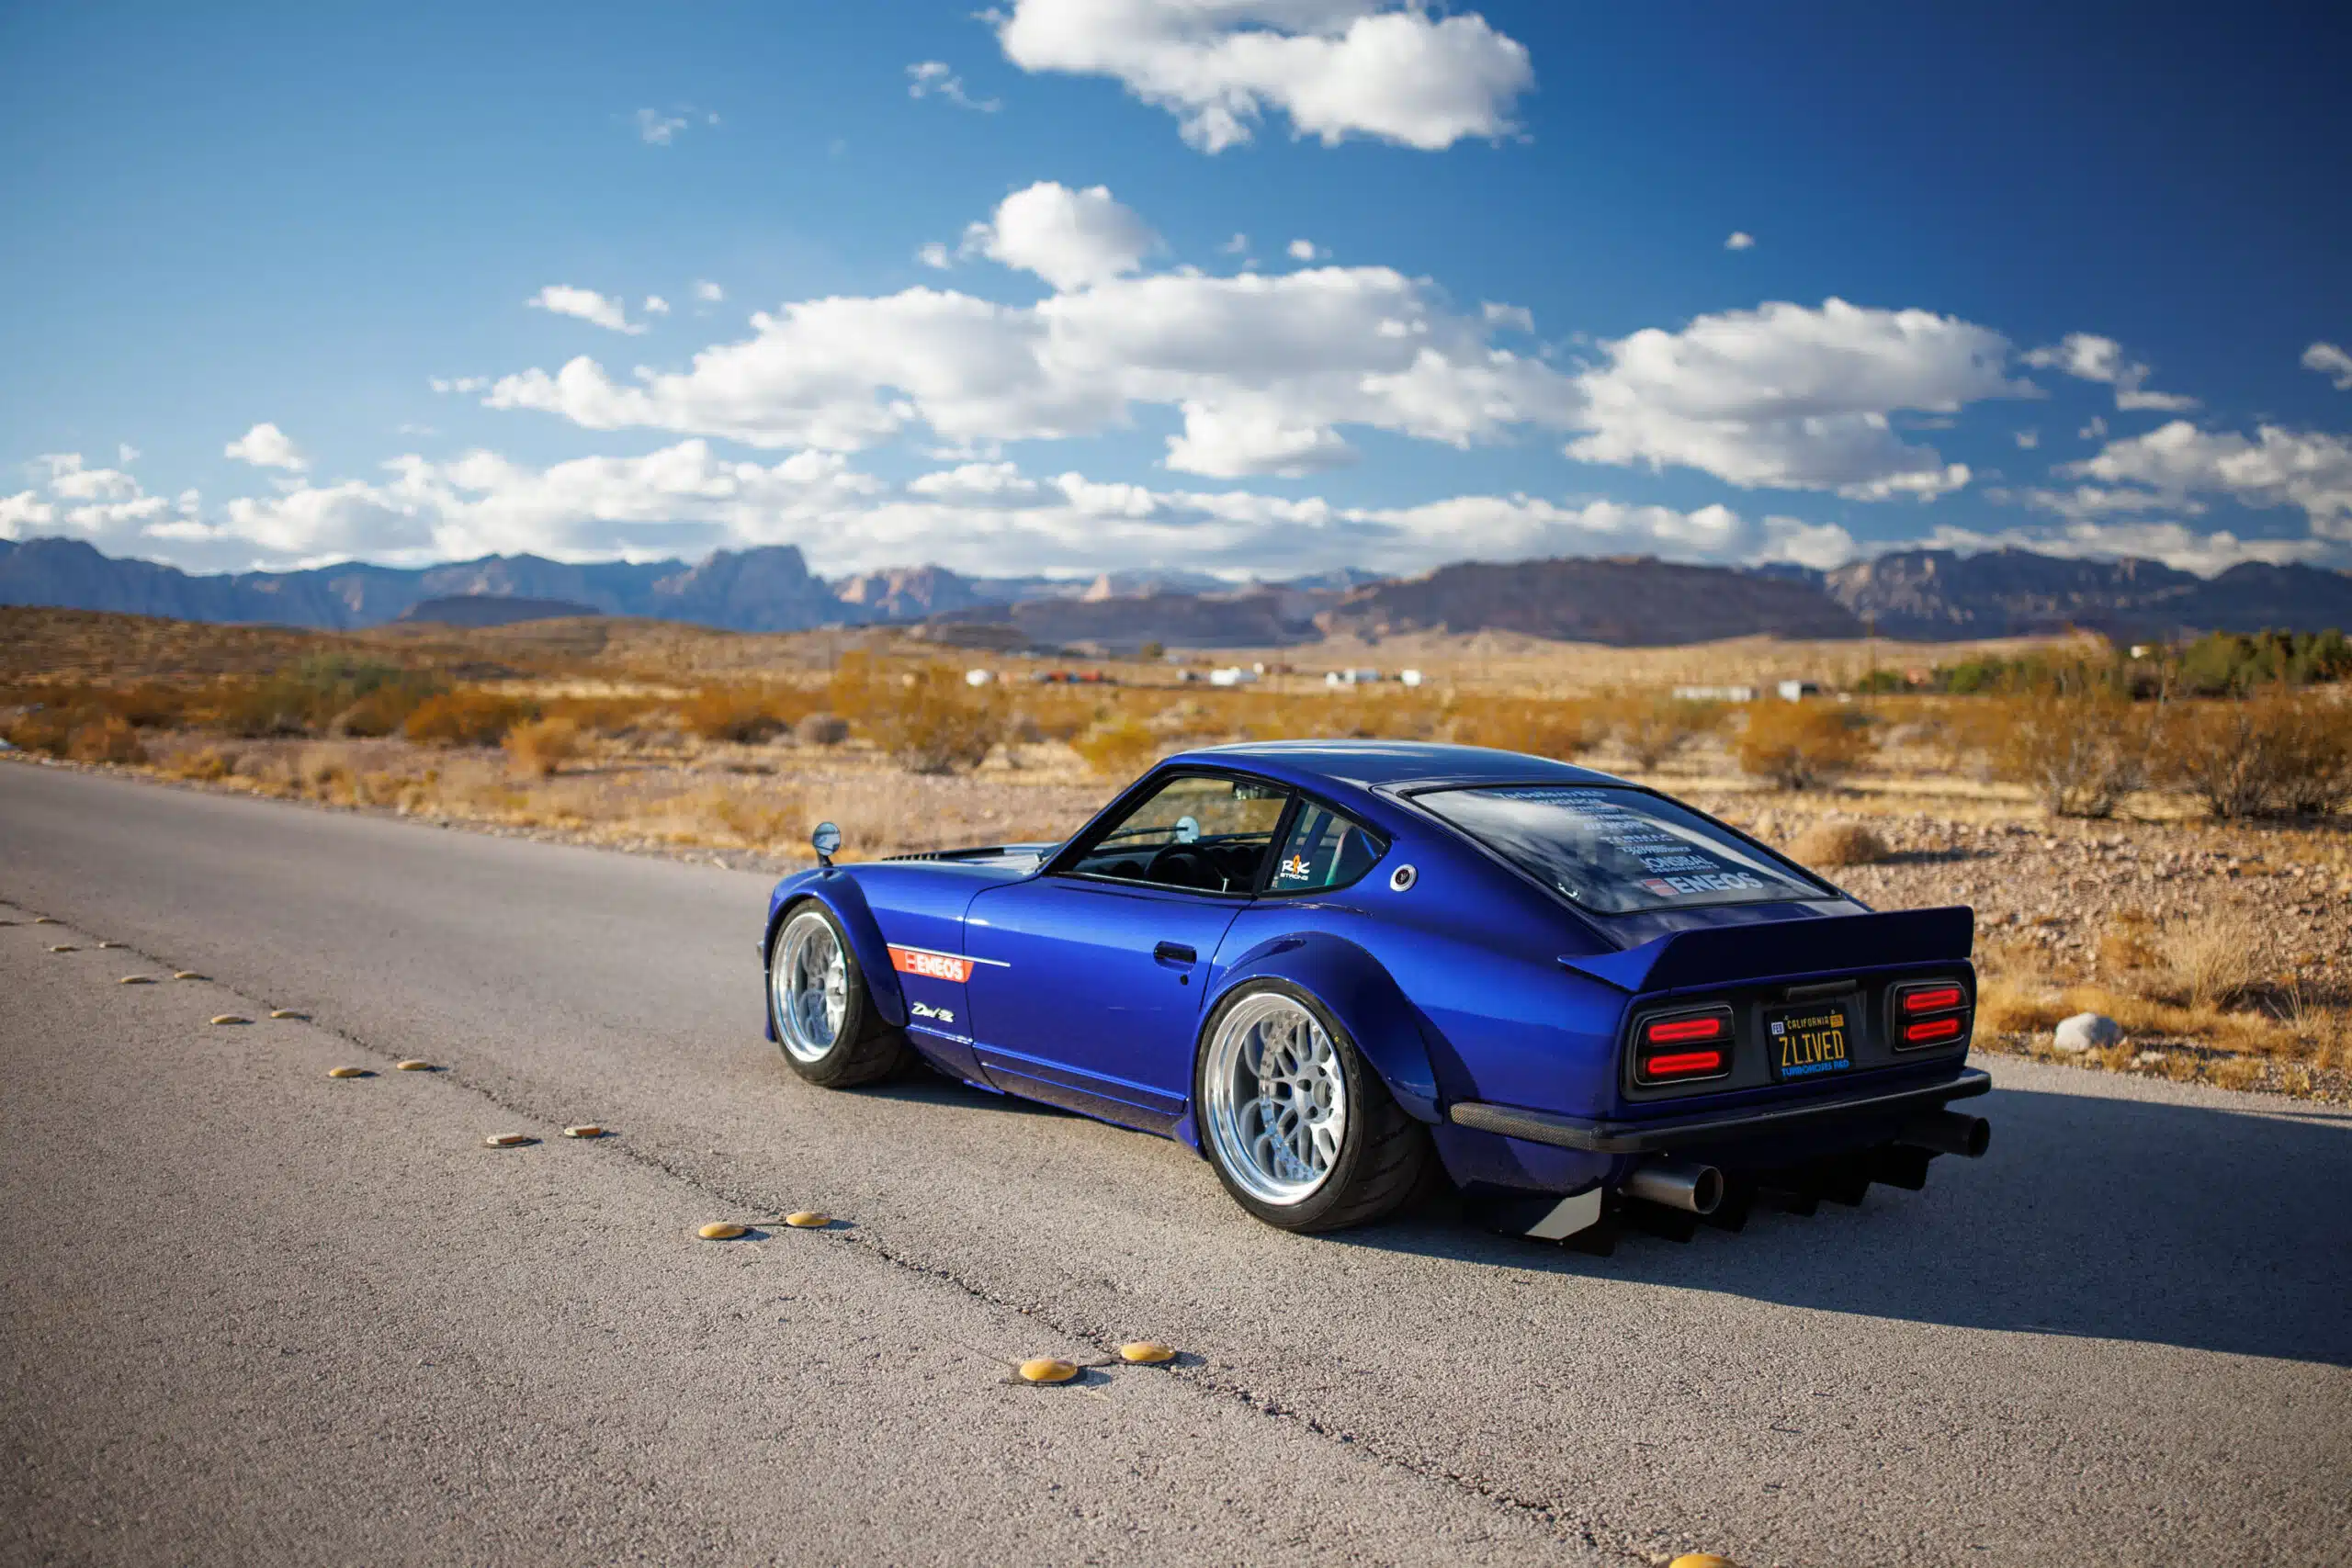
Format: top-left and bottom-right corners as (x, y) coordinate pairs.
(760, 742), (1988, 1246)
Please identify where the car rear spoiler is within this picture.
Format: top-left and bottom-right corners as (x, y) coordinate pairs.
(1557, 906), (1974, 995)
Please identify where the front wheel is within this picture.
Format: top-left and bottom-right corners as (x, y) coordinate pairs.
(768, 903), (910, 1088)
(1194, 981), (1434, 1233)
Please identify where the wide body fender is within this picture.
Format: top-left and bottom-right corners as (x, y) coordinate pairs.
(1208, 932), (1442, 1125)
(763, 870), (908, 1033)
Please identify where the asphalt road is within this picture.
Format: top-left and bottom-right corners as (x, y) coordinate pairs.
(3, 761), (2347, 1568)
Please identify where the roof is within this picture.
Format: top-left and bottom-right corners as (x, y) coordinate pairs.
(1172, 739), (1624, 792)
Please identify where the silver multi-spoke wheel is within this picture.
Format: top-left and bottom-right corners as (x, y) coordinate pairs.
(772, 908), (849, 1063)
(1204, 992), (1351, 1207)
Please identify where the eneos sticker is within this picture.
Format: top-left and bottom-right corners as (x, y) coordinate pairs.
(888, 945), (973, 983)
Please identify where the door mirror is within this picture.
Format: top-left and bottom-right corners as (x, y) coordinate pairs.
(811, 821), (842, 866)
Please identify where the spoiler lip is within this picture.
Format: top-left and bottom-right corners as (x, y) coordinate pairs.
(1557, 906), (1976, 994)
(1451, 1066), (1991, 1154)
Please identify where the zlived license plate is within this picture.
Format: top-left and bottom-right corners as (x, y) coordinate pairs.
(1767, 1000), (1852, 1080)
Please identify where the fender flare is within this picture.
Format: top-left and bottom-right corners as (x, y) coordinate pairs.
(1206, 933), (1442, 1124)
(765, 872), (908, 1031)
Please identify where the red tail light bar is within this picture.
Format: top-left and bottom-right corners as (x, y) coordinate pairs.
(1890, 978), (1971, 1053)
(1634, 1006), (1734, 1084)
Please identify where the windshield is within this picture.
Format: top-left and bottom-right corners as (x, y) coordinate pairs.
(1415, 784), (1826, 914)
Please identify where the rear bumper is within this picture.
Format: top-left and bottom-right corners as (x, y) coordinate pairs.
(1448, 1066), (1991, 1155)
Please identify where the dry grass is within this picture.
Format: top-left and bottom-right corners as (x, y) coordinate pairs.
(1789, 820), (1891, 867)
(503, 716), (581, 779)
(1735, 702), (1874, 789)
(2160, 908), (2267, 1009)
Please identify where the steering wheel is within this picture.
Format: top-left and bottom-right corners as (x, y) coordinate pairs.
(1146, 844), (1222, 890)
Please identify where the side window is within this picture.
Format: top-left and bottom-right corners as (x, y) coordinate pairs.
(1064, 773), (1291, 894)
(1267, 800), (1386, 894)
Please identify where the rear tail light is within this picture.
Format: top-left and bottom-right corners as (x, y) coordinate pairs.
(1901, 985), (1964, 1015)
(1890, 979), (1971, 1052)
(1634, 1006), (1734, 1084)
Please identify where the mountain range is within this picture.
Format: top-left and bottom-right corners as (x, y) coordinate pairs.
(1, 535), (2346, 649)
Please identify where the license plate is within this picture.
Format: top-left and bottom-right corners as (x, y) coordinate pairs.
(1766, 1000), (1852, 1080)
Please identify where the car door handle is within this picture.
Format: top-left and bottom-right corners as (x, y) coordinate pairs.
(1154, 942), (1197, 964)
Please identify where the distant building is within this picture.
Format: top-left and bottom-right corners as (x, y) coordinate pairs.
(1673, 683), (1760, 702)
(1398, 668), (1424, 687)
(963, 668), (994, 686)
(1208, 667), (1258, 687)
(1325, 668), (1382, 686)
(1775, 680), (1820, 700)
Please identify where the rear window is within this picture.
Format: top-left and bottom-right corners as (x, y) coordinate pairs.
(1415, 785), (1826, 914)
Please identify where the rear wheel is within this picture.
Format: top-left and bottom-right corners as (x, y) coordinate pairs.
(768, 903), (910, 1087)
(1195, 981), (1433, 1233)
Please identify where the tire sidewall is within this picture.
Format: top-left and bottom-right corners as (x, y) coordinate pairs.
(769, 899), (871, 1083)
(1193, 976), (1383, 1231)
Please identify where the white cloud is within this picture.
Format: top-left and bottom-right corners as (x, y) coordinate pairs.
(1481, 301), (1534, 333)
(2022, 332), (2197, 412)
(644, 295), (671, 316)
(223, 423), (310, 473)
(918, 242), (953, 270)
(2014, 429), (2039, 450)
(0, 490), (57, 537)
(633, 108), (689, 145)
(1567, 299), (2030, 501)
(2062, 419), (2352, 537)
(2079, 415), (2108, 440)
(2303, 341), (2352, 391)
(993, 0), (1533, 152)
(1724, 231), (1756, 252)
(527, 285), (647, 335)
(1756, 515), (1855, 570)
(1286, 238), (1323, 262)
(1910, 520), (2328, 578)
(961, 181), (1159, 290)
(1220, 232), (1250, 254)
(484, 229), (1581, 476)
(430, 376), (487, 395)
(118, 443), (140, 464)
(694, 279), (725, 304)
(907, 61), (1001, 112)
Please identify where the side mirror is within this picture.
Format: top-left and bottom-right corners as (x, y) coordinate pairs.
(811, 821), (842, 868)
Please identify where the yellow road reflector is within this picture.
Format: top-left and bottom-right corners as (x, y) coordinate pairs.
(394, 1059), (435, 1071)
(783, 1211), (830, 1228)
(697, 1222), (748, 1240)
(119, 976), (156, 986)
(96, 941), (122, 949)
(48, 943), (78, 953)
(209, 1014), (251, 1026)
(268, 1009), (307, 1020)
(1668, 1556), (1738, 1568)
(172, 971), (206, 981)
(1117, 1341), (1177, 1364)
(561, 1124), (607, 1138)
(32, 916), (57, 925)
(484, 1133), (537, 1147)
(326, 1066), (372, 1078)
(1017, 1358), (1079, 1384)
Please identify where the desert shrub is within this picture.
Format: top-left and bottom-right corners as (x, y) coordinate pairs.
(870, 667), (1004, 775)
(683, 685), (797, 744)
(2162, 909), (2267, 1009)
(163, 745), (240, 782)
(402, 689), (534, 748)
(67, 715), (146, 764)
(703, 788), (806, 846)
(1985, 693), (2145, 818)
(1789, 820), (1890, 868)
(1072, 716), (1163, 778)
(503, 716), (580, 779)
(2097, 910), (2162, 976)
(795, 710), (850, 748)
(218, 656), (440, 739)
(5, 706), (77, 756)
(2150, 690), (2352, 818)
(2177, 629), (2352, 694)
(1736, 701), (1874, 789)
(1450, 697), (1604, 760)
(1607, 694), (1723, 770)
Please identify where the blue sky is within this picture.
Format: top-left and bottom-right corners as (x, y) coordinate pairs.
(3, 1), (2347, 582)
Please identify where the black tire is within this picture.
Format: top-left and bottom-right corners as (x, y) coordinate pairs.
(1193, 979), (1436, 1234)
(767, 901), (911, 1088)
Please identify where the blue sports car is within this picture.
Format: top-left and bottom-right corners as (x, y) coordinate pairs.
(762, 741), (1988, 1244)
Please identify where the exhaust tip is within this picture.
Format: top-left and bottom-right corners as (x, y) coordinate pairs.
(1900, 1110), (1991, 1159)
(1690, 1166), (1724, 1215)
(1623, 1158), (1724, 1216)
